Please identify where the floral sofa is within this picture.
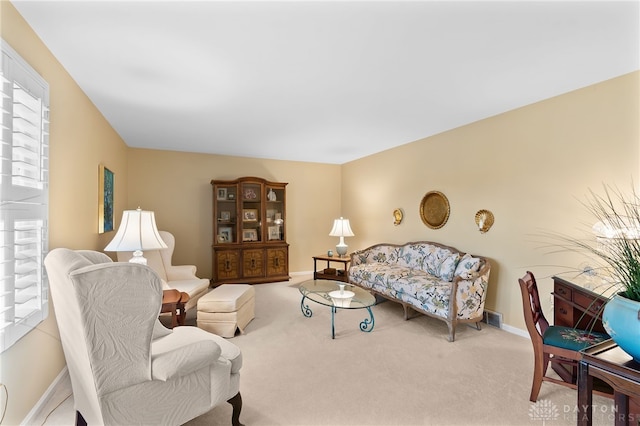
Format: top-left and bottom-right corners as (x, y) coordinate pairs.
(349, 241), (491, 341)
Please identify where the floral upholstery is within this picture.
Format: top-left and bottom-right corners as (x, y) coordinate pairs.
(349, 242), (491, 341)
(542, 326), (609, 352)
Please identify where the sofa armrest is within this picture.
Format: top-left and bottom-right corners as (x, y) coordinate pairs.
(165, 264), (198, 281)
(452, 261), (491, 320)
(151, 339), (221, 381)
(350, 250), (366, 266)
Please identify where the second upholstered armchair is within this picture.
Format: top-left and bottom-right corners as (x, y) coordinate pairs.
(45, 248), (243, 426)
(117, 230), (209, 311)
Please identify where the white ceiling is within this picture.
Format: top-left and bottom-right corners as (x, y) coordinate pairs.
(11, 1), (640, 164)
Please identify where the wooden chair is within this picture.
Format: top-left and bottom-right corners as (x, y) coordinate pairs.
(518, 271), (609, 401)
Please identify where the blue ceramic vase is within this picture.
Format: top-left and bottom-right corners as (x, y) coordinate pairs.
(603, 293), (640, 362)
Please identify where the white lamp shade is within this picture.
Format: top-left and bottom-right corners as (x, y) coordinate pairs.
(104, 208), (167, 252)
(329, 217), (355, 237)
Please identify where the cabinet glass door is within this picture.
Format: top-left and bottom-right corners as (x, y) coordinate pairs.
(241, 183), (261, 242)
(265, 186), (285, 241)
(215, 185), (237, 243)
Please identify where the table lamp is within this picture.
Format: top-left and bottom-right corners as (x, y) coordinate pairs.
(104, 207), (167, 265)
(329, 217), (354, 257)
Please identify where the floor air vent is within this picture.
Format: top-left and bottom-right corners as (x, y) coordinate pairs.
(482, 310), (503, 328)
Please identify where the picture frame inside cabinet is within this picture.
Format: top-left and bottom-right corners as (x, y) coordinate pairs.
(268, 225), (281, 240)
(243, 229), (258, 242)
(243, 187), (258, 200)
(243, 209), (258, 222)
(218, 227), (232, 242)
(217, 187), (228, 200)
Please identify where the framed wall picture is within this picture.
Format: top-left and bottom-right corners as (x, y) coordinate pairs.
(217, 187), (228, 200)
(243, 209), (258, 222)
(98, 164), (114, 234)
(243, 229), (258, 242)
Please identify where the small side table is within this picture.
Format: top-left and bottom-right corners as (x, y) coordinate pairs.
(578, 339), (640, 426)
(161, 290), (190, 328)
(313, 255), (350, 283)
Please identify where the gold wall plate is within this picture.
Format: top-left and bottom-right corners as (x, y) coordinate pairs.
(420, 191), (450, 229)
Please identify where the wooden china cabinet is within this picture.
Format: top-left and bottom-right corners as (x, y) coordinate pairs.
(211, 177), (289, 285)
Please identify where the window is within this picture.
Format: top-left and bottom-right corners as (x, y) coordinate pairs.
(0, 39), (50, 353)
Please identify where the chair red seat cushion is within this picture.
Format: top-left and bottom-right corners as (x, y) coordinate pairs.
(543, 326), (609, 352)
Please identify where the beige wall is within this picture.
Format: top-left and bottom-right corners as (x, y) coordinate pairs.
(126, 148), (342, 277)
(3, 1), (639, 423)
(1, 3), (130, 423)
(342, 71), (640, 331)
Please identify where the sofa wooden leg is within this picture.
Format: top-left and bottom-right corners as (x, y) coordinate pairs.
(227, 392), (244, 426)
(447, 322), (456, 342)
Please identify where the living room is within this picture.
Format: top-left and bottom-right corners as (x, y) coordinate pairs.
(2, 1), (639, 424)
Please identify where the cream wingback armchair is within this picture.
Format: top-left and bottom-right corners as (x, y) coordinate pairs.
(45, 248), (243, 426)
(116, 230), (209, 311)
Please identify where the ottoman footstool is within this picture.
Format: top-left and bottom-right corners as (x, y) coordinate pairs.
(197, 284), (255, 337)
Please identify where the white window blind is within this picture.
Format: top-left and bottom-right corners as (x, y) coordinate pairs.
(0, 39), (49, 353)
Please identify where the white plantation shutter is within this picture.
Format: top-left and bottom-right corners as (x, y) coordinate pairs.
(0, 39), (49, 353)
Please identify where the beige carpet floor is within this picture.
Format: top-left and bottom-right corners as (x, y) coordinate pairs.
(40, 274), (612, 425)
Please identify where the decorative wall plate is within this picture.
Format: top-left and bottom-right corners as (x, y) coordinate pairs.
(419, 191), (450, 229)
(475, 209), (494, 233)
(393, 208), (403, 226)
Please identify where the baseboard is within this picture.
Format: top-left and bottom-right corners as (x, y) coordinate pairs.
(21, 366), (70, 426)
(501, 323), (529, 339)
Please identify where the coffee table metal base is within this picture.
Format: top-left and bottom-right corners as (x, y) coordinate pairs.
(300, 296), (374, 339)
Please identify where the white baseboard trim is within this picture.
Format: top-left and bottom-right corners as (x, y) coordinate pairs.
(501, 323), (530, 339)
(21, 366), (70, 426)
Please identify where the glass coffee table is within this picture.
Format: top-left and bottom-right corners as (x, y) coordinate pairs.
(299, 279), (375, 339)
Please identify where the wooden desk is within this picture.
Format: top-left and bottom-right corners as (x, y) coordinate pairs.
(552, 276), (608, 333)
(552, 276), (609, 383)
(313, 255), (350, 283)
(579, 340), (640, 426)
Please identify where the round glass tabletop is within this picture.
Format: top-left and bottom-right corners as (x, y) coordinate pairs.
(299, 279), (375, 309)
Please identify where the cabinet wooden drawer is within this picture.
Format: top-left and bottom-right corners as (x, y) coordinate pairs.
(574, 292), (606, 316)
(554, 299), (573, 327)
(554, 283), (573, 301)
(243, 249), (264, 278)
(267, 247), (288, 276)
(216, 250), (240, 280)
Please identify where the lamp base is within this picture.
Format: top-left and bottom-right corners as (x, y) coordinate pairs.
(129, 250), (147, 265)
(335, 244), (348, 258)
